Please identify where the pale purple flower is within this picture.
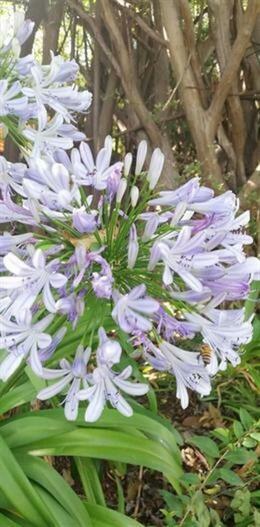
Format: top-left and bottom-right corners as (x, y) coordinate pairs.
(139, 211), (172, 241)
(155, 308), (197, 341)
(106, 166), (122, 199)
(23, 159), (80, 212)
(112, 284), (159, 333)
(0, 80), (28, 117)
(0, 310), (53, 379)
(56, 293), (84, 328)
(185, 308), (253, 374)
(77, 139), (123, 190)
(3, 13), (34, 54)
(0, 232), (33, 255)
(16, 54), (36, 76)
(92, 272), (113, 299)
(149, 226), (219, 291)
(97, 327), (123, 367)
(149, 177), (213, 208)
(144, 338), (211, 409)
(37, 345), (90, 421)
(77, 328), (149, 422)
(0, 248), (67, 313)
(48, 55), (79, 83)
(22, 64), (92, 121)
(23, 108), (73, 156)
(72, 207), (97, 233)
(14, 14), (34, 45)
(201, 275), (250, 300)
(39, 53), (78, 83)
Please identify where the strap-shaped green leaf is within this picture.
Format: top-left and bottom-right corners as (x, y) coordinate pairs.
(0, 435), (57, 527)
(0, 382), (36, 415)
(85, 502), (144, 527)
(75, 458), (106, 506)
(16, 454), (92, 527)
(14, 427), (182, 491)
(2, 407), (181, 458)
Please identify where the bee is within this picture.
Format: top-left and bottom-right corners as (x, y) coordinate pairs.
(200, 344), (212, 365)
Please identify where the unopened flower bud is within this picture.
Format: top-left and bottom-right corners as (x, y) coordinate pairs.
(142, 215), (159, 241)
(116, 178), (127, 203)
(135, 140), (147, 175)
(130, 185), (139, 207)
(124, 152), (132, 176)
(128, 224), (139, 269)
(147, 148), (165, 189)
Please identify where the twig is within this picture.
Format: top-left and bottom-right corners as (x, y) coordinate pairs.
(162, 53), (192, 112)
(133, 466), (144, 518)
(111, 0), (169, 48)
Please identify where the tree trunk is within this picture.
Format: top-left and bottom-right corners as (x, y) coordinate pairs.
(99, 0), (179, 188)
(159, 0), (225, 189)
(42, 0), (64, 64)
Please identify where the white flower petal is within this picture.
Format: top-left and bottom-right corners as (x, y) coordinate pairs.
(37, 374), (72, 400)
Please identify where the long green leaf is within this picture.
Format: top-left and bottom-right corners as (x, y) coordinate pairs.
(14, 427), (182, 491)
(75, 458), (106, 506)
(0, 435), (56, 527)
(85, 503), (143, 527)
(0, 515), (24, 527)
(31, 485), (79, 527)
(12, 407), (181, 458)
(0, 382), (36, 415)
(0, 514), (32, 527)
(17, 454), (92, 527)
(0, 416), (75, 448)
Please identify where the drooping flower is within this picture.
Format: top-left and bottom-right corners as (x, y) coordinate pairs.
(0, 248), (67, 313)
(0, 80), (28, 118)
(76, 138), (123, 190)
(149, 226), (219, 291)
(144, 338), (211, 409)
(37, 345), (90, 421)
(72, 207), (97, 234)
(184, 306), (253, 374)
(23, 109), (74, 156)
(112, 285), (159, 333)
(0, 310), (53, 379)
(77, 328), (149, 422)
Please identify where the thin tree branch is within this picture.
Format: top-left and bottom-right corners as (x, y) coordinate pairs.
(208, 0), (260, 134)
(111, 0), (169, 48)
(66, 0), (122, 78)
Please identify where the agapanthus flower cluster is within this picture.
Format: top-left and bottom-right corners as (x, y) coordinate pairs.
(0, 12), (91, 152)
(0, 15), (259, 422)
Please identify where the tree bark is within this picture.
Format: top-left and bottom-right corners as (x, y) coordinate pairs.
(209, 0), (247, 188)
(159, 0), (259, 190)
(159, 0), (225, 189)
(42, 0), (64, 64)
(98, 72), (118, 147)
(21, 0), (49, 57)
